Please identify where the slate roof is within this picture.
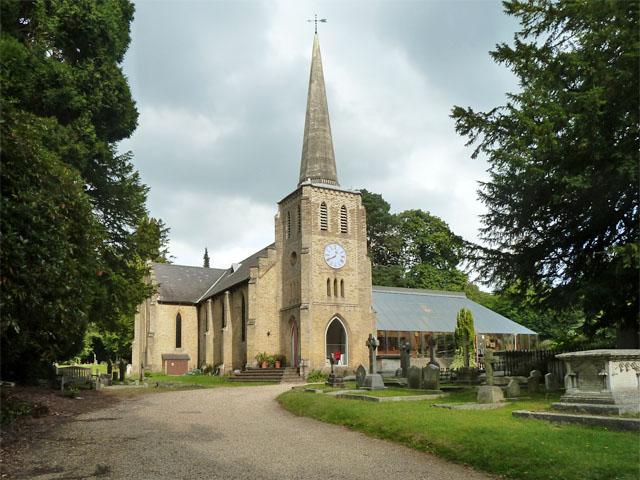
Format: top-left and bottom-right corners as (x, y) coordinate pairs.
(197, 243), (275, 302)
(153, 263), (226, 304)
(372, 286), (536, 335)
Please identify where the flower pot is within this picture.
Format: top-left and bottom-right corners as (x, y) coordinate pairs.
(275, 361), (281, 369)
(261, 361), (269, 369)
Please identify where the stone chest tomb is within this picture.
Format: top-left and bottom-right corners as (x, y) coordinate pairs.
(553, 349), (640, 415)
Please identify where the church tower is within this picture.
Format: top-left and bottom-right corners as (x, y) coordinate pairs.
(276, 34), (375, 372)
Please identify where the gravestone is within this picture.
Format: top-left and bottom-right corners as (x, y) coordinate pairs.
(395, 368), (403, 377)
(422, 364), (440, 391)
(407, 366), (421, 389)
(355, 365), (366, 388)
(544, 372), (561, 391)
(484, 348), (495, 386)
(428, 336), (440, 367)
(505, 378), (520, 398)
(400, 341), (411, 378)
(477, 385), (505, 404)
(527, 369), (542, 393)
(363, 334), (385, 390)
(325, 354), (345, 388)
(366, 334), (378, 374)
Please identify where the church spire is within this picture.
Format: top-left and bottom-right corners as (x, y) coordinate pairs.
(298, 34), (339, 187)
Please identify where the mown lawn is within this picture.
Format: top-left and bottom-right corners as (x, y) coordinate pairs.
(147, 373), (274, 388)
(278, 389), (639, 480)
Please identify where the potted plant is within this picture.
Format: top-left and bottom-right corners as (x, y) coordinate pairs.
(274, 355), (282, 369)
(255, 352), (270, 369)
(267, 355), (276, 367)
(274, 355), (286, 369)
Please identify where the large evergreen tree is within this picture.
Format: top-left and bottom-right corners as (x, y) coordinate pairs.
(1, 0), (165, 380)
(452, 0), (639, 347)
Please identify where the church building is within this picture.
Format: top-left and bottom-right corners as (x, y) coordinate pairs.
(132, 34), (535, 377)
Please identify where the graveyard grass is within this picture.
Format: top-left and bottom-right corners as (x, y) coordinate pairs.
(277, 390), (638, 480)
(146, 373), (274, 388)
(302, 384), (440, 397)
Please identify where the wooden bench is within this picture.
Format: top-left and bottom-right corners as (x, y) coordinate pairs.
(57, 366), (94, 392)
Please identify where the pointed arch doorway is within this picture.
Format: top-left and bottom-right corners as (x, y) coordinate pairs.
(326, 317), (348, 365)
(290, 319), (299, 368)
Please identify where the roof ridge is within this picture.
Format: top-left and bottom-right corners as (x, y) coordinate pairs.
(153, 262), (226, 272)
(372, 286), (467, 298)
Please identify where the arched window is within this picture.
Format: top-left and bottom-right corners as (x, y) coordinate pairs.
(340, 279), (345, 298)
(327, 278), (331, 296)
(297, 204), (302, 234)
(320, 202), (328, 231)
(326, 317), (348, 365)
(175, 313), (182, 348)
(333, 278), (338, 297)
(241, 294), (246, 342)
(340, 205), (348, 233)
(221, 299), (226, 329)
(286, 211), (291, 239)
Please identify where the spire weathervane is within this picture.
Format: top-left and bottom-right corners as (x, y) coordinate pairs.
(307, 14), (327, 34)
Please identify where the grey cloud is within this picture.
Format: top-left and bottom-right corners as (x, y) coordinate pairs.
(120, 0), (518, 265)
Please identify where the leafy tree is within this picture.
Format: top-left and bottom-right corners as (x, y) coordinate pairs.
(464, 283), (586, 344)
(360, 190), (468, 291)
(1, 0), (161, 380)
(0, 110), (102, 380)
(359, 189), (402, 266)
(452, 0), (639, 346)
(203, 247), (210, 268)
(397, 210), (468, 290)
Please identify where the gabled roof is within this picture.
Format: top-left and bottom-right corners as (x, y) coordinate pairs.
(372, 286), (536, 335)
(153, 263), (226, 304)
(197, 243), (275, 302)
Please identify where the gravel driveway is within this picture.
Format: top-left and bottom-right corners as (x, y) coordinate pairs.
(7, 384), (493, 479)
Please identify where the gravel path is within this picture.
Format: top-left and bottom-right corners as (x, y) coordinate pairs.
(7, 384), (493, 479)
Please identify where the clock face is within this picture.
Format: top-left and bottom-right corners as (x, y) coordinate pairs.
(324, 243), (346, 269)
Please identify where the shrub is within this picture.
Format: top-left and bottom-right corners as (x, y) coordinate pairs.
(451, 308), (476, 369)
(255, 352), (270, 364)
(306, 370), (327, 383)
(62, 387), (79, 398)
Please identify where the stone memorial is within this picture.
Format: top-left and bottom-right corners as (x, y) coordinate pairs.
(484, 348), (495, 386)
(544, 372), (562, 392)
(527, 369), (542, 394)
(355, 365), (367, 389)
(553, 349), (640, 414)
(422, 364), (440, 391)
(400, 340), (411, 378)
(428, 336), (440, 367)
(325, 354), (345, 388)
(505, 378), (520, 398)
(407, 366), (422, 389)
(477, 385), (505, 404)
(363, 334), (385, 390)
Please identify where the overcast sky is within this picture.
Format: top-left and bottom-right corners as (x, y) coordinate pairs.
(118, 0), (520, 269)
